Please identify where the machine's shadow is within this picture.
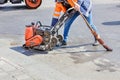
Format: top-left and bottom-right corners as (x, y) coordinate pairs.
(10, 46), (48, 56)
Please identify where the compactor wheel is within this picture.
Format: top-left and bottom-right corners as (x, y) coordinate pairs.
(45, 37), (57, 51)
(50, 37), (57, 48)
(43, 30), (51, 45)
(25, 0), (42, 9)
(57, 35), (63, 42)
(44, 37), (57, 51)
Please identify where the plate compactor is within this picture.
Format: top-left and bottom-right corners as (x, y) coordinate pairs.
(23, 8), (76, 51)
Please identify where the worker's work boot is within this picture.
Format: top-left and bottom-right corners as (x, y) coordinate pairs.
(93, 39), (99, 46)
(61, 40), (67, 45)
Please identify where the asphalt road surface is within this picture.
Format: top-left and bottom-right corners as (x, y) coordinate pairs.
(0, 1), (120, 80)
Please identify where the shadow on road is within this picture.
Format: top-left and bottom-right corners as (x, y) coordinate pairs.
(116, 4), (120, 8)
(10, 46), (48, 56)
(10, 43), (106, 56)
(102, 21), (120, 26)
(57, 43), (106, 53)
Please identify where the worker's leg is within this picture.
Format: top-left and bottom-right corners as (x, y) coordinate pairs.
(84, 12), (100, 46)
(62, 11), (80, 45)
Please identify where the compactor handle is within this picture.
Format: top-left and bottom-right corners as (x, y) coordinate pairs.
(36, 21), (42, 26)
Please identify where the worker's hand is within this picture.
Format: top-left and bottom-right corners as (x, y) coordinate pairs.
(74, 2), (80, 11)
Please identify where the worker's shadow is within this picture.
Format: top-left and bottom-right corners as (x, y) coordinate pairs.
(0, 5), (28, 11)
(55, 43), (105, 53)
(10, 46), (48, 56)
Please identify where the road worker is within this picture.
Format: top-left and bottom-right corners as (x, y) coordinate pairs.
(51, 0), (100, 46)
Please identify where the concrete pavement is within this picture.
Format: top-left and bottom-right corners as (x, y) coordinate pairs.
(0, 42), (120, 80)
(0, 0), (120, 80)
